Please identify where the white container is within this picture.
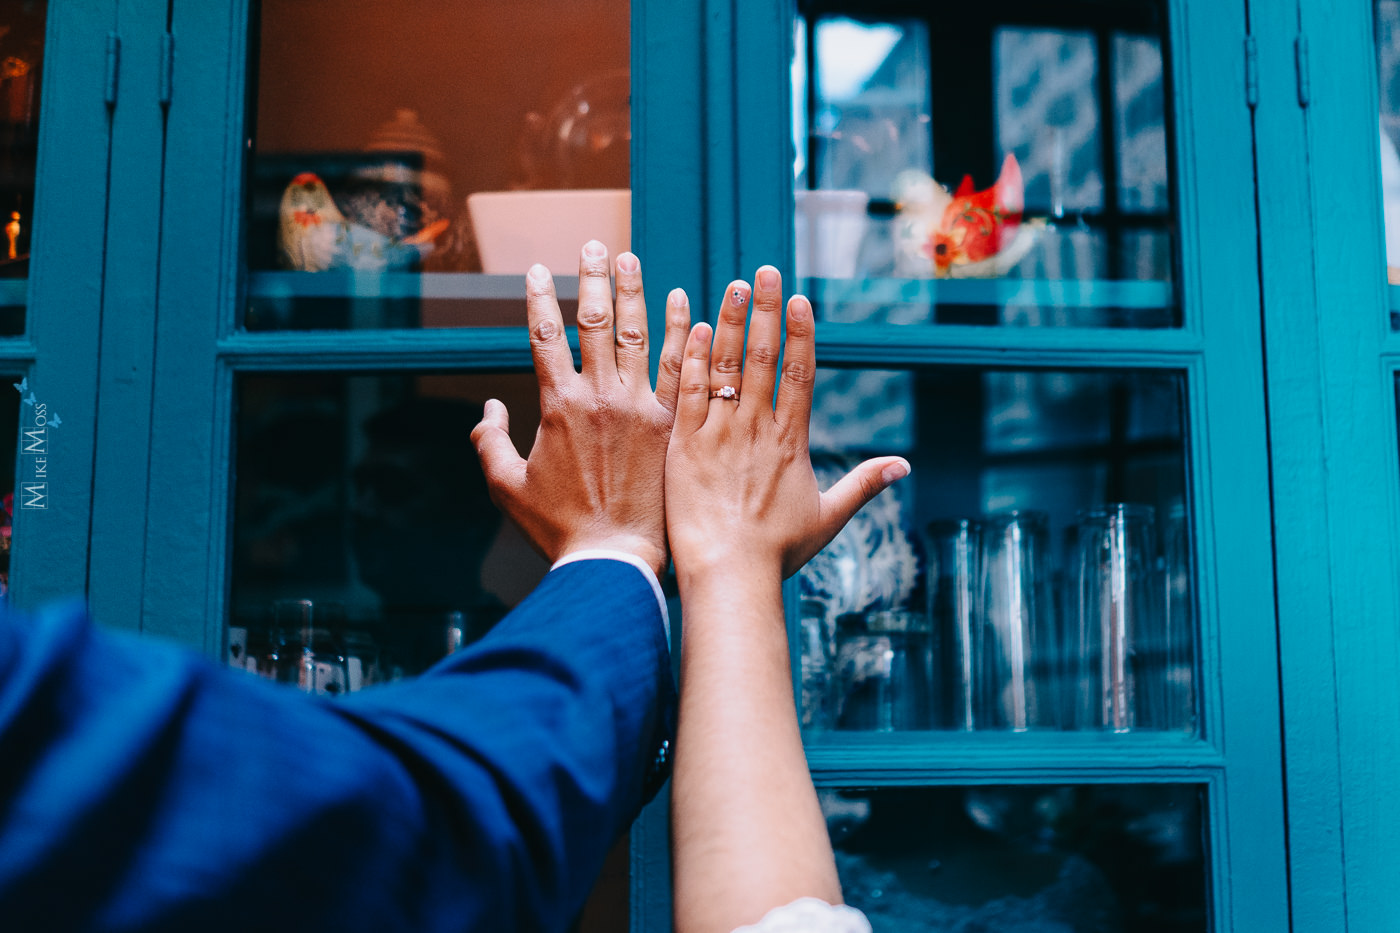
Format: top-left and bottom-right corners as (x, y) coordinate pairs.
(467, 189), (631, 276)
(794, 189), (870, 279)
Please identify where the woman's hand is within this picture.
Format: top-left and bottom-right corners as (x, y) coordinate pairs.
(471, 242), (691, 578)
(664, 265), (909, 587)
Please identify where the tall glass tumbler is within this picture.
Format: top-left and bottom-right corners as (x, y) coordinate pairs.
(927, 519), (982, 730)
(799, 598), (836, 731)
(1162, 501), (1195, 731)
(978, 511), (1057, 730)
(1072, 504), (1163, 731)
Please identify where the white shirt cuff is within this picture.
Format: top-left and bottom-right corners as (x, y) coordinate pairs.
(550, 550), (670, 644)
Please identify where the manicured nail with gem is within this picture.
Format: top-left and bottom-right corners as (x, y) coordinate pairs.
(732, 284), (749, 305)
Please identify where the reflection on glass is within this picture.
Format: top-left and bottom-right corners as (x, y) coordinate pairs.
(230, 372), (549, 680)
(798, 367), (1195, 733)
(246, 1), (629, 330)
(0, 371), (21, 596)
(0, 2), (46, 336)
(823, 784), (1208, 932)
(793, 2), (1175, 327)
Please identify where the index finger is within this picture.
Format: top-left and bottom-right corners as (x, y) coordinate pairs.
(526, 264), (576, 392)
(774, 294), (816, 438)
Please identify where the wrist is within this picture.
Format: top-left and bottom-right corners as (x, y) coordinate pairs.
(558, 532), (668, 579)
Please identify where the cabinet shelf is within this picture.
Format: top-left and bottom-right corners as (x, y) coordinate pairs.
(247, 271), (580, 301)
(804, 276), (1174, 311)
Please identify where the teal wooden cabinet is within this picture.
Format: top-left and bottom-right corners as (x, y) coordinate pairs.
(10, 0), (1399, 929)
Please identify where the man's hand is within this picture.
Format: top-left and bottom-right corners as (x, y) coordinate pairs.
(471, 241), (691, 578)
(664, 265), (909, 586)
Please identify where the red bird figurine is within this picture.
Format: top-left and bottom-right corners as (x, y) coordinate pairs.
(925, 153), (1026, 277)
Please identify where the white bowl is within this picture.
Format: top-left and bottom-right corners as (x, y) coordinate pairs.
(467, 189), (631, 275)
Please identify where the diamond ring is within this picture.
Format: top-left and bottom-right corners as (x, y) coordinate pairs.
(710, 385), (739, 401)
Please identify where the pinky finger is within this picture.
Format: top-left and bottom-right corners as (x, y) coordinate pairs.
(673, 322), (714, 436)
(654, 288), (692, 416)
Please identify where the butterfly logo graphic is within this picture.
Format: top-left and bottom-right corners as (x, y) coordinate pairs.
(12, 377), (26, 394)
(21, 392), (34, 406)
(50, 414), (60, 427)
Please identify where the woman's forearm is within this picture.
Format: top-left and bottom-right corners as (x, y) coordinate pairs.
(671, 565), (841, 933)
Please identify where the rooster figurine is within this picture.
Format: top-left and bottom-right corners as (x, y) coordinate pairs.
(277, 172), (444, 272)
(924, 153), (1040, 278)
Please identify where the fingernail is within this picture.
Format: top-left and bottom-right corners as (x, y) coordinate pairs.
(668, 287), (687, 306)
(584, 240), (607, 259)
(731, 283), (750, 305)
(757, 267), (779, 290)
(881, 459), (911, 484)
(789, 295), (811, 320)
(528, 263), (551, 283)
(617, 252), (639, 273)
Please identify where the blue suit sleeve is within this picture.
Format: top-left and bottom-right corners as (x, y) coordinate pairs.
(0, 559), (676, 933)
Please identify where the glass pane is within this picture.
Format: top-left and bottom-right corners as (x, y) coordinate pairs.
(229, 371), (629, 924)
(0, 2), (47, 336)
(230, 372), (548, 682)
(245, 2), (629, 330)
(792, 2), (1176, 327)
(798, 368), (1196, 734)
(823, 784), (1208, 932)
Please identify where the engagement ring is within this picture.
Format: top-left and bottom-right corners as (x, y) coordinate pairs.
(710, 386), (739, 401)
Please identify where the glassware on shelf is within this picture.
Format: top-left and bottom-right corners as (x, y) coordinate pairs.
(978, 510), (1058, 731)
(1162, 500), (1195, 731)
(1070, 504), (1164, 731)
(834, 609), (933, 732)
(799, 598), (836, 731)
(927, 518), (982, 730)
(261, 598), (352, 697)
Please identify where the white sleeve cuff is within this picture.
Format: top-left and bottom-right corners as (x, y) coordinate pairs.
(550, 550), (670, 644)
(730, 898), (871, 933)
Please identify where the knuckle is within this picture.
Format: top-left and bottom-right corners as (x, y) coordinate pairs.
(616, 325), (647, 347)
(616, 277), (645, 301)
(712, 356), (743, 376)
(785, 314), (814, 339)
(747, 343), (780, 368)
(581, 263), (611, 280)
(531, 317), (561, 343)
(576, 303), (613, 330)
(659, 350), (684, 378)
(781, 358), (814, 386)
(719, 303), (748, 326)
(681, 379), (711, 399)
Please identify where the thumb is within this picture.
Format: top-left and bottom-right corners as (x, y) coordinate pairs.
(470, 398), (527, 504)
(809, 456), (911, 562)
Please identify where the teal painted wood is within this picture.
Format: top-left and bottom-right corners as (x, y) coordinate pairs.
(85, 0), (171, 633)
(634, 0), (707, 374)
(1248, 1), (1351, 929)
(9, 0), (118, 610)
(1288, 1), (1400, 929)
(139, 0), (252, 651)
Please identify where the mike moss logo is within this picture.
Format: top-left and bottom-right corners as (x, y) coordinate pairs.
(14, 377), (60, 509)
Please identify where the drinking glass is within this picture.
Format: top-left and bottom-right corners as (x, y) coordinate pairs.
(835, 609), (933, 731)
(927, 519), (982, 730)
(978, 510), (1057, 730)
(1072, 504), (1163, 731)
(1162, 500), (1195, 731)
(799, 598), (836, 731)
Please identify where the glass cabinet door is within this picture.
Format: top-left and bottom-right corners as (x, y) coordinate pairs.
(151, 1), (666, 928)
(757, 1), (1287, 930)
